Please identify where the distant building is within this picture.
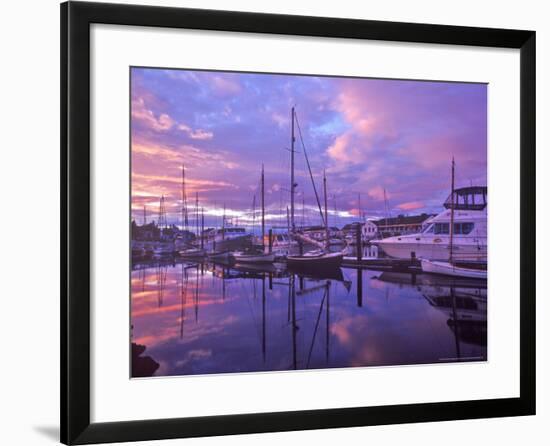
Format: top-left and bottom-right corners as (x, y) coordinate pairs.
(131, 220), (195, 243)
(341, 221), (378, 243)
(300, 225), (340, 242)
(373, 213), (434, 237)
(362, 220), (378, 240)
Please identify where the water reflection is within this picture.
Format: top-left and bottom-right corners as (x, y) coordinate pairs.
(130, 260), (487, 377)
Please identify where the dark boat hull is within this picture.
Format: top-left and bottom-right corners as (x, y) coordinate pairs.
(286, 253), (344, 279)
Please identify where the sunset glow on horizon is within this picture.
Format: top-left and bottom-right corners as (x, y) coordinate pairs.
(131, 67), (487, 229)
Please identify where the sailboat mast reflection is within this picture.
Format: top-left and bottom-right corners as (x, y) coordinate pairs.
(262, 275), (266, 363)
(291, 274), (297, 370)
(450, 286), (462, 360)
(130, 261), (486, 377)
(179, 262), (188, 339)
(326, 281), (330, 363)
(194, 264), (199, 322)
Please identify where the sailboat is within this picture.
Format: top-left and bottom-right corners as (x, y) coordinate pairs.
(285, 107), (343, 271)
(421, 158), (487, 280)
(233, 165), (276, 263)
(179, 176), (206, 258)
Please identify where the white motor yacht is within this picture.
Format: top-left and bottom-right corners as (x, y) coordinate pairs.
(372, 186), (487, 262)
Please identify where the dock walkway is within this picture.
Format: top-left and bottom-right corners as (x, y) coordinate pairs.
(342, 256), (421, 273)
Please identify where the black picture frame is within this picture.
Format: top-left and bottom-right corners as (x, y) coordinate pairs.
(61, 1), (536, 444)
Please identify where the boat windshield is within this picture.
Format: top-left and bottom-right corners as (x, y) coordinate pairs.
(423, 224), (434, 234)
(443, 186), (487, 211)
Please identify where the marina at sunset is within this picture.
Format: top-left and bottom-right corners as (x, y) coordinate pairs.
(130, 67), (488, 378)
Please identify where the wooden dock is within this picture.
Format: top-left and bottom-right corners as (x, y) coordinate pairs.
(342, 256), (421, 273)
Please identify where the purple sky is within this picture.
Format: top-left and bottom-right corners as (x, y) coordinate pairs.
(131, 67), (487, 229)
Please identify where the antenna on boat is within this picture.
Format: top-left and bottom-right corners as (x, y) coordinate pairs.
(449, 157), (456, 262)
(383, 188), (390, 234)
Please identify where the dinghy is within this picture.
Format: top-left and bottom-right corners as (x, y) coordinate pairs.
(232, 251), (276, 263)
(421, 259), (487, 279)
(286, 250), (343, 269)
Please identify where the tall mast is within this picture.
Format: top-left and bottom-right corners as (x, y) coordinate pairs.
(302, 196), (305, 227)
(252, 195), (256, 235)
(286, 206), (290, 234)
(383, 188), (389, 232)
(181, 164), (188, 231)
(143, 205), (146, 225)
(323, 170), (329, 250)
(261, 164), (265, 250)
(158, 195), (167, 229)
(358, 193), (362, 221)
(449, 157), (455, 262)
(195, 192), (199, 238)
(222, 203), (226, 241)
(201, 207), (204, 249)
(290, 106), (296, 232)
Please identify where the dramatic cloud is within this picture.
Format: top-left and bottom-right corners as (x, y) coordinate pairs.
(131, 67), (486, 227)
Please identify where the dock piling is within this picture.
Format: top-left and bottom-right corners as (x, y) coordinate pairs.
(355, 225), (362, 261)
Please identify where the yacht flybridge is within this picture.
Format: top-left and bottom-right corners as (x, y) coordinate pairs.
(373, 186), (487, 262)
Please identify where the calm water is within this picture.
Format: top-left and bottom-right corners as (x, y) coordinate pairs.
(131, 260), (487, 377)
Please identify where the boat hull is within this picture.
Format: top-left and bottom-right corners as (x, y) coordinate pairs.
(232, 252), (276, 263)
(421, 259), (487, 279)
(375, 240), (486, 262)
(207, 251), (234, 263)
(286, 252), (343, 270)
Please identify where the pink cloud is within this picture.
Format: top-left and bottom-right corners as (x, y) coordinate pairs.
(210, 75), (242, 96)
(326, 133), (362, 164)
(178, 124), (214, 140)
(397, 201), (425, 211)
(132, 97), (175, 131)
(367, 186), (390, 201)
(190, 129), (214, 140)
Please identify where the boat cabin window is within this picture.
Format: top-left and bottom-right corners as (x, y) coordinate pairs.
(423, 222), (474, 235)
(454, 222), (474, 234)
(423, 224), (434, 234)
(426, 222), (474, 235)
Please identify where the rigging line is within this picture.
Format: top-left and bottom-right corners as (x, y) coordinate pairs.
(242, 280), (263, 345)
(294, 112), (326, 227)
(306, 286), (328, 369)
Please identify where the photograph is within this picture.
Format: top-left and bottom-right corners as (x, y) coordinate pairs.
(130, 67), (488, 378)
